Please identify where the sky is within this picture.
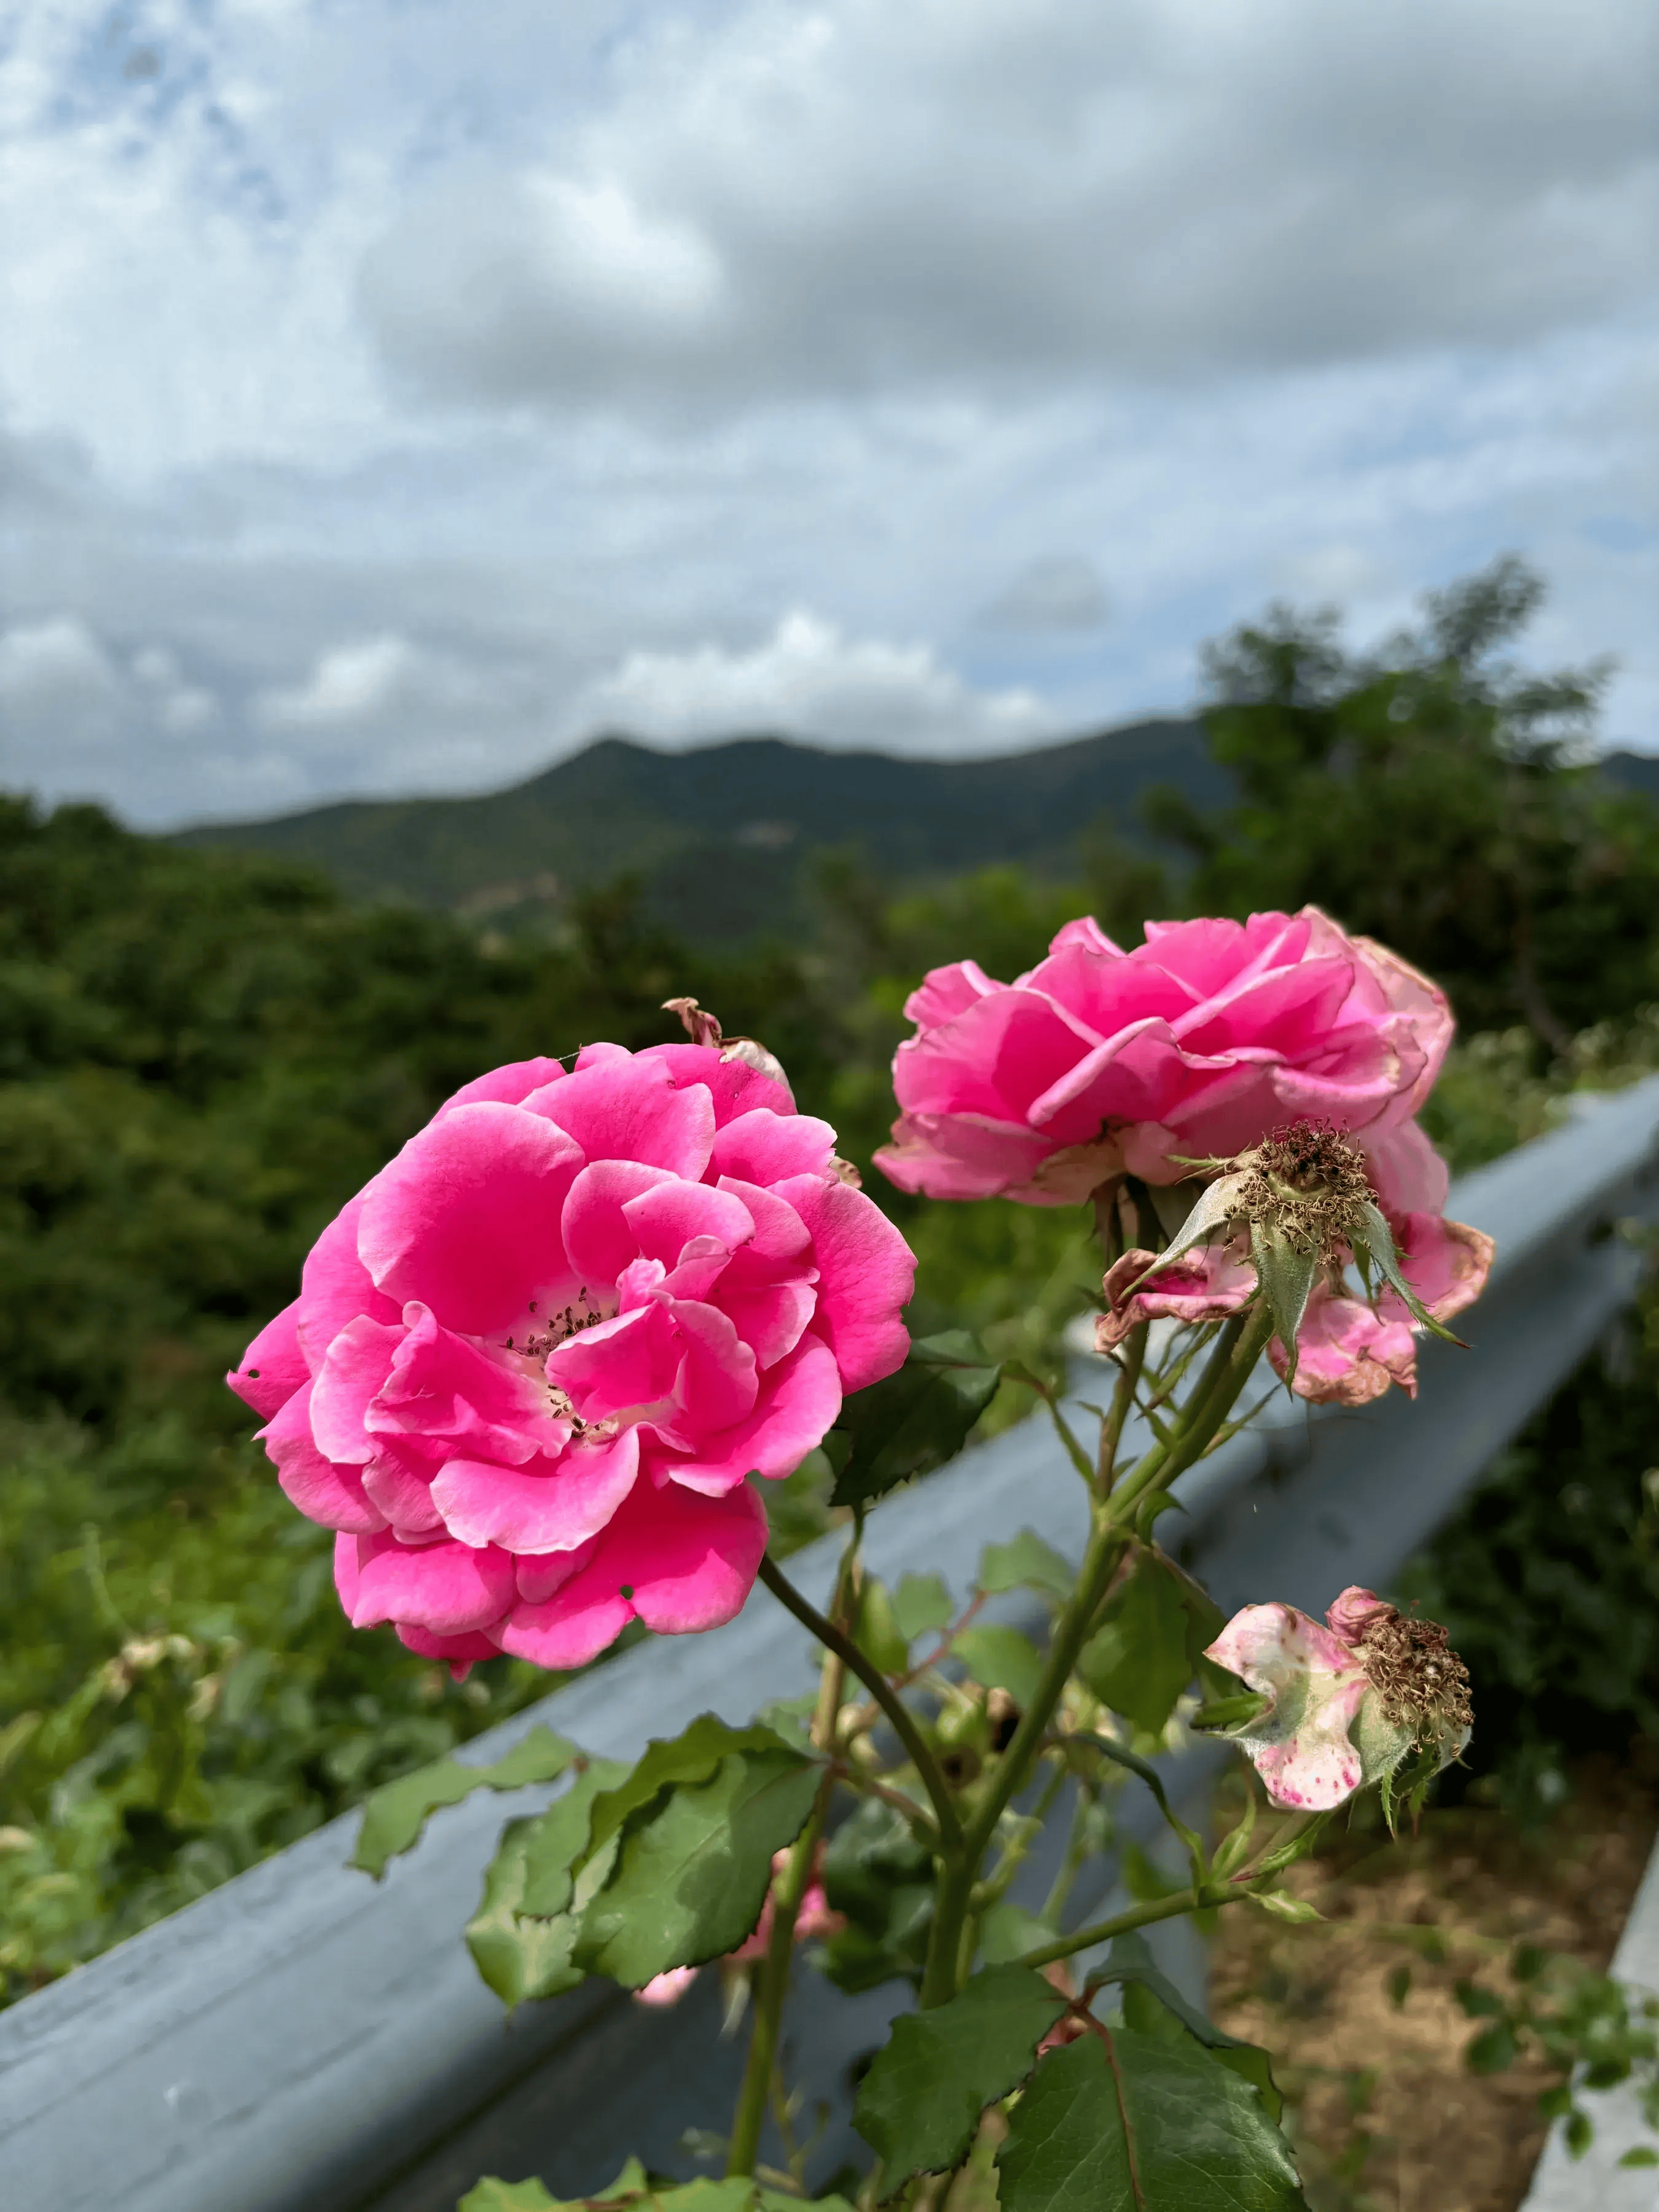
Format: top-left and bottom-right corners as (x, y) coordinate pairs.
(0, 0), (1654, 829)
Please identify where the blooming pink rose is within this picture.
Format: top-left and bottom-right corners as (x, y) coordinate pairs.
(230, 1042), (914, 1674)
(876, 908), (1453, 1205)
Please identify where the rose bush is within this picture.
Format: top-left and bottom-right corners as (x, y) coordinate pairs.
(876, 906), (1452, 1204)
(229, 1041), (914, 1674)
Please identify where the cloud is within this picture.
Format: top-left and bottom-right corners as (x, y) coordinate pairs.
(981, 555), (1110, 633)
(567, 610), (1058, 753)
(362, 0), (1659, 412)
(0, 1), (1653, 837)
(0, 617), (119, 722)
(258, 635), (430, 729)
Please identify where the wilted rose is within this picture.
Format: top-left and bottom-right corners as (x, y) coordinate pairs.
(1204, 1586), (1471, 1813)
(1096, 1121), (1493, 1406)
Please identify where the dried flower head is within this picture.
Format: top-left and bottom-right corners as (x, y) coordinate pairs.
(1228, 1121), (1377, 1259)
(1097, 1116), (1489, 1394)
(1204, 1585), (1472, 1822)
(1328, 1585), (1472, 1753)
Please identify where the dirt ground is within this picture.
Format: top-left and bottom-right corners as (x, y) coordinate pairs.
(1207, 1759), (1659, 2212)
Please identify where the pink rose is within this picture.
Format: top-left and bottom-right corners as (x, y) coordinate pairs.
(1205, 1587), (1471, 1812)
(229, 1042), (915, 1674)
(876, 908), (1453, 1205)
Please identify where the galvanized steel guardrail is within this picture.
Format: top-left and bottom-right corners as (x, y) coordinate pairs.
(5, 1073), (1659, 2212)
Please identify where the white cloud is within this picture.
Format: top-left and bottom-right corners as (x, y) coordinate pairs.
(568, 610), (1057, 753)
(258, 634), (428, 729)
(0, 616), (119, 720)
(362, 0), (1659, 412)
(0, 0), (1653, 836)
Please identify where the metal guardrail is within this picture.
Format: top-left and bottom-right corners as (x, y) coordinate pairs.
(4, 1075), (1659, 2212)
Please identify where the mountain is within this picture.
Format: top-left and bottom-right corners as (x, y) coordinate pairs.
(170, 724), (1659, 947)
(1604, 749), (1659, 805)
(171, 718), (1222, 941)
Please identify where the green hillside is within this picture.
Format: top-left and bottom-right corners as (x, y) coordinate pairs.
(171, 718), (1222, 939)
(169, 719), (1659, 949)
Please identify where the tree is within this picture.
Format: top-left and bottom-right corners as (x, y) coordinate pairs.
(1145, 557), (1659, 1048)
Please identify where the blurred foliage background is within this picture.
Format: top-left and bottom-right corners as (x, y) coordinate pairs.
(4, 557), (1659, 2006)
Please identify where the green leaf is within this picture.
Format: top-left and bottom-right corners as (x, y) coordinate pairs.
(979, 1531), (1074, 1601)
(576, 1737), (820, 1986)
(459, 2181), (558, 2212)
(1250, 1889), (1323, 1924)
(830, 1332), (1003, 1508)
(1354, 1199), (1467, 1346)
(1076, 1548), (1193, 1733)
(818, 1798), (935, 1989)
(595, 2160), (651, 2201)
(853, 1963), (1070, 2179)
(979, 1900), (1059, 1966)
(1465, 2021), (1520, 2074)
(1120, 1173), (1250, 1290)
(465, 1816), (588, 2010)
(955, 1625), (1045, 1708)
(1249, 1223), (1316, 1383)
(351, 1725), (581, 1878)
(1618, 2148), (1659, 2168)
(460, 2159), (651, 2212)
(893, 1571), (955, 1642)
(754, 1692), (817, 1747)
(1103, 1936), (1284, 2125)
(853, 1577), (909, 1675)
(1191, 1692), (1273, 1733)
(582, 1714), (803, 1864)
(518, 1759), (630, 1916)
(997, 2029), (1305, 2212)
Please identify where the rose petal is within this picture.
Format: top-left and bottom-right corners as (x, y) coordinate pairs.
(711, 1109), (837, 1186)
(494, 1476), (767, 1667)
(310, 1316), (404, 1465)
(371, 1303), (568, 1465)
(296, 1196), (403, 1370)
(259, 1379), (386, 1534)
(229, 1300), (308, 1418)
(345, 1528), (517, 1636)
(433, 1058), (568, 1120)
(431, 1427), (641, 1553)
(358, 1104), (584, 1336)
(637, 1040), (795, 1121)
(656, 1332), (841, 1495)
(524, 1054), (716, 1179)
(774, 1174), (916, 1391)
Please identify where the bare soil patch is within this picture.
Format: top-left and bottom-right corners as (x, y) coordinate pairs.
(1207, 1758), (1659, 2211)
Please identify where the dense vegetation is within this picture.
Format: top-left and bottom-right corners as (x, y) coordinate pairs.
(3, 558), (1658, 2007)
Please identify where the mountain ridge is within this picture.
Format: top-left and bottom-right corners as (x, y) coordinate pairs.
(171, 717), (1222, 938)
(170, 722), (1659, 946)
